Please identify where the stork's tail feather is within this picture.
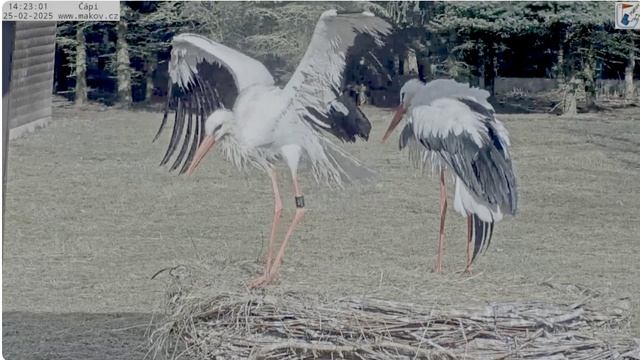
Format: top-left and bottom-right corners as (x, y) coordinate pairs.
(317, 137), (377, 187)
(471, 214), (494, 263)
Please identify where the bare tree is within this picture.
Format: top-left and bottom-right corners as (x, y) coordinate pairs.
(583, 49), (597, 110)
(562, 76), (579, 116)
(74, 25), (87, 106)
(116, 20), (132, 106)
(625, 38), (635, 101)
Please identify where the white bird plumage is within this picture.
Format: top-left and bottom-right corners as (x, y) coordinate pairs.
(155, 10), (391, 287)
(169, 33), (275, 91)
(382, 79), (518, 273)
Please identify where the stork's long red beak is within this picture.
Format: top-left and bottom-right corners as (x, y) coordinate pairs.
(381, 104), (406, 143)
(186, 135), (216, 176)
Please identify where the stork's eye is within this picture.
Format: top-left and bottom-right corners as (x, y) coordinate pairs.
(213, 124), (223, 133)
(400, 92), (405, 102)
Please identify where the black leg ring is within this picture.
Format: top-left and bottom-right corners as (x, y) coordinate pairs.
(295, 196), (305, 208)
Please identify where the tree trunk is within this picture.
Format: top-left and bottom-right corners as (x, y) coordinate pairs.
(392, 54), (400, 75)
(562, 75), (579, 116)
(145, 57), (157, 103)
(403, 49), (419, 76)
(582, 50), (597, 110)
(74, 26), (87, 106)
(556, 29), (569, 88)
(116, 21), (132, 107)
(484, 42), (497, 97)
(477, 44), (485, 89)
(556, 41), (565, 85)
(625, 41), (635, 101)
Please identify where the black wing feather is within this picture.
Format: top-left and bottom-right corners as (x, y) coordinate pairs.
(198, 91), (207, 145)
(170, 99), (193, 171)
(328, 92), (371, 142)
(471, 214), (495, 264)
(399, 123), (415, 150)
(180, 96), (202, 174)
(424, 99), (517, 216)
(412, 97), (517, 264)
(160, 99), (184, 166)
(153, 86), (171, 143)
(156, 59), (238, 174)
(300, 28), (389, 143)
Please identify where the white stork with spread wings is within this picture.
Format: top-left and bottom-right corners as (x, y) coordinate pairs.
(154, 10), (391, 287)
(382, 79), (518, 274)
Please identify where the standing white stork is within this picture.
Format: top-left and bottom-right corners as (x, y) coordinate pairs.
(154, 10), (391, 287)
(381, 79), (518, 273)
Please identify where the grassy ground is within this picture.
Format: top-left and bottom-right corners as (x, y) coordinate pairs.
(3, 105), (640, 358)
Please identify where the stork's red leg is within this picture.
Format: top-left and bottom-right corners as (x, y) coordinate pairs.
(248, 168), (283, 288)
(265, 168), (283, 273)
(465, 215), (473, 274)
(436, 170), (447, 274)
(269, 176), (305, 278)
(249, 175), (305, 288)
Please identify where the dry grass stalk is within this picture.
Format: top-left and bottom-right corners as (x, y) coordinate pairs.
(147, 277), (637, 360)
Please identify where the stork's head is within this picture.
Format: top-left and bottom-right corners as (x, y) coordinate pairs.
(382, 79), (424, 143)
(186, 109), (234, 176)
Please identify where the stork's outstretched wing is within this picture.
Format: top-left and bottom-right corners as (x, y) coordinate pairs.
(155, 34), (275, 173)
(285, 10), (391, 142)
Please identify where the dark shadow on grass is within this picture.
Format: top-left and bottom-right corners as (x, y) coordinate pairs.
(3, 312), (155, 360)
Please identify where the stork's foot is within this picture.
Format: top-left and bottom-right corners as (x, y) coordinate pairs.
(247, 273), (272, 289)
(247, 270), (279, 289)
(434, 264), (445, 274)
(455, 267), (473, 275)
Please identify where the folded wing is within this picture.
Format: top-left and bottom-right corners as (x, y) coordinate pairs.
(410, 98), (517, 216)
(412, 79), (494, 110)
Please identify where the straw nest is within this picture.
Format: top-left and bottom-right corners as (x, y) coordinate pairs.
(148, 268), (638, 360)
